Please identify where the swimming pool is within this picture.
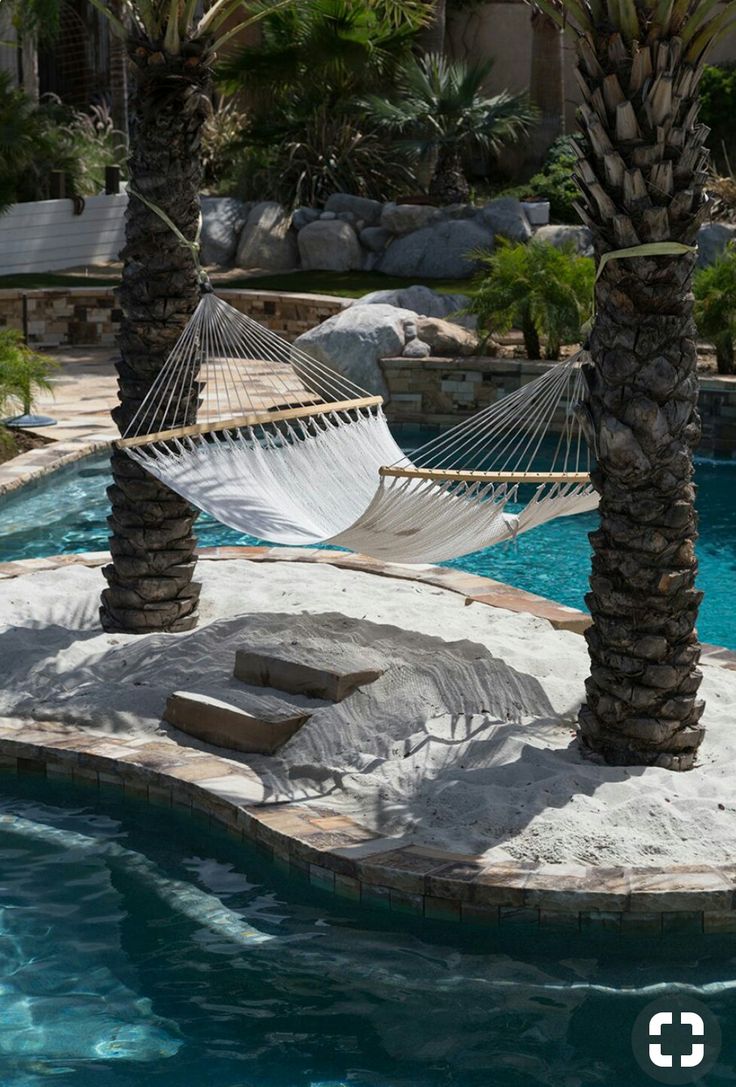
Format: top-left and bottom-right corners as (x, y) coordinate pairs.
(0, 444), (734, 649)
(2, 770), (736, 1087)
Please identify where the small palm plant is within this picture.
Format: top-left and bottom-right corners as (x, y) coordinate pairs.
(0, 330), (55, 418)
(363, 54), (536, 204)
(468, 240), (594, 360)
(694, 245), (736, 375)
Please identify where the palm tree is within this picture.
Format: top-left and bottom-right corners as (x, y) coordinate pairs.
(87, 0), (424, 634)
(364, 53), (535, 203)
(530, 0), (734, 768)
(79, 0), (276, 634)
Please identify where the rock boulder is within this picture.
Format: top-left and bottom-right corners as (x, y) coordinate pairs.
(697, 222), (736, 267)
(324, 192), (383, 226)
(293, 304), (418, 398)
(377, 219), (492, 278)
(533, 223), (594, 256)
(236, 201), (298, 272)
(199, 197), (250, 266)
(478, 197), (532, 243)
(297, 219), (363, 271)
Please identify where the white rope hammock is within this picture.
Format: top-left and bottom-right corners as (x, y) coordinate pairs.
(117, 291), (598, 564)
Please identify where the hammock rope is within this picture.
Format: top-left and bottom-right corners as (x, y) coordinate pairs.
(117, 290), (597, 563)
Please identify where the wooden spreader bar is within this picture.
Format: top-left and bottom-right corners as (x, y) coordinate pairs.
(379, 467), (591, 484)
(116, 395), (384, 449)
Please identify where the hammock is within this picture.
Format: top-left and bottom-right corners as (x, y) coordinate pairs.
(117, 291), (598, 564)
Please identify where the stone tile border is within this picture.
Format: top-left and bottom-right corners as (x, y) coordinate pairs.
(0, 438), (111, 498)
(1, 715), (736, 935)
(0, 548), (735, 933)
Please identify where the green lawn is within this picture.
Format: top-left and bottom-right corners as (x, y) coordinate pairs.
(0, 269), (475, 298)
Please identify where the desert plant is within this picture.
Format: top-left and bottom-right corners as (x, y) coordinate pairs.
(694, 245), (736, 374)
(235, 107), (415, 206)
(201, 97), (248, 189)
(363, 54), (536, 203)
(467, 239), (594, 360)
(0, 330), (56, 417)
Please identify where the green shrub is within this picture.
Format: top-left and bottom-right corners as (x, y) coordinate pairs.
(694, 245), (736, 375)
(0, 330), (56, 417)
(0, 74), (126, 209)
(467, 239), (594, 360)
(231, 109), (415, 206)
(700, 64), (736, 174)
(525, 136), (581, 223)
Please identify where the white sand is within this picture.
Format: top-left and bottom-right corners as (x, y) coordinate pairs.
(1, 559), (735, 867)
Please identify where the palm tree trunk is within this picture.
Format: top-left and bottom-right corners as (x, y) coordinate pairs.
(574, 32), (710, 769)
(429, 145), (469, 204)
(715, 332), (735, 375)
(100, 49), (211, 634)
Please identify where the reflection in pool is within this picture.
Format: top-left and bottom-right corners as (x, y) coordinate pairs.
(1, 773), (736, 1087)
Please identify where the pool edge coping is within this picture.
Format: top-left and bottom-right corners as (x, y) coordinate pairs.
(0, 548), (736, 934)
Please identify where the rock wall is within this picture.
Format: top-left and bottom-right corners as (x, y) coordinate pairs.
(0, 288), (349, 348)
(381, 355), (736, 460)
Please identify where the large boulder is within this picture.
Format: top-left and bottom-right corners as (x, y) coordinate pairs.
(236, 201), (298, 272)
(377, 219), (492, 278)
(697, 222), (736, 267)
(199, 197), (251, 266)
(477, 197), (532, 243)
(292, 304), (417, 398)
(297, 219), (363, 271)
(533, 223), (594, 256)
(292, 206), (320, 230)
(380, 202), (439, 235)
(415, 316), (479, 356)
(324, 192), (383, 226)
(355, 284), (474, 327)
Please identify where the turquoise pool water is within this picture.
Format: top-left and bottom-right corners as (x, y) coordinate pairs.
(2, 772), (736, 1087)
(0, 444), (734, 648)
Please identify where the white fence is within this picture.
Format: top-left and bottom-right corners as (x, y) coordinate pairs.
(0, 193), (128, 275)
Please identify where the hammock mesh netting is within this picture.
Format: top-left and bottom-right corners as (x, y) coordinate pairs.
(119, 292), (598, 564)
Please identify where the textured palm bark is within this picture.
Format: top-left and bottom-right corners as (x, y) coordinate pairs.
(100, 47), (211, 634)
(573, 32), (710, 768)
(429, 146), (469, 204)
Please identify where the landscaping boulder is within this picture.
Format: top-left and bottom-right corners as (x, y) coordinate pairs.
(298, 219), (363, 271)
(293, 303), (418, 398)
(697, 222), (736, 267)
(377, 219), (492, 278)
(199, 197), (251, 266)
(415, 316), (479, 356)
(236, 201), (298, 271)
(359, 226), (391, 252)
(292, 206), (320, 230)
(380, 202), (439, 235)
(324, 192), (383, 226)
(533, 223), (594, 256)
(477, 197), (532, 243)
(356, 284), (472, 325)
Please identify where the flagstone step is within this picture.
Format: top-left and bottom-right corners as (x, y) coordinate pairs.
(233, 646), (384, 702)
(164, 690), (312, 755)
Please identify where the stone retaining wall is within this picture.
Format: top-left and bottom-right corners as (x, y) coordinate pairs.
(382, 356), (736, 460)
(0, 287), (349, 348)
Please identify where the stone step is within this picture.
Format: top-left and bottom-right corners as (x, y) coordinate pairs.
(233, 647), (384, 702)
(164, 690), (311, 755)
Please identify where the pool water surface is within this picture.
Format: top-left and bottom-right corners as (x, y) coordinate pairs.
(2, 772), (736, 1087)
(0, 446), (734, 648)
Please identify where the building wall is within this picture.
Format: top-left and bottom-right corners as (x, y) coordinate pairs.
(447, 1), (736, 140)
